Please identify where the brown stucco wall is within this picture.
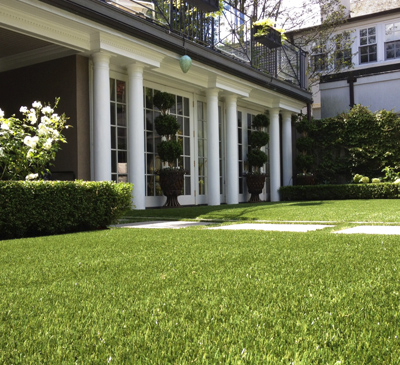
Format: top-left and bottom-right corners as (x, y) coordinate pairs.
(0, 55), (90, 180)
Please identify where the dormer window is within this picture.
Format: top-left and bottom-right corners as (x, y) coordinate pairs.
(359, 27), (377, 63)
(385, 22), (400, 60)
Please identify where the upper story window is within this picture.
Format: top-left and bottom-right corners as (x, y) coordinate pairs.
(334, 32), (352, 69)
(311, 42), (328, 72)
(385, 22), (400, 60)
(359, 26), (377, 64)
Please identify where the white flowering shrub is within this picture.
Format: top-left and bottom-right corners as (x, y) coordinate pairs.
(0, 98), (68, 180)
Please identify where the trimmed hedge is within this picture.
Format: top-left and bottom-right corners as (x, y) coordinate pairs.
(280, 183), (400, 201)
(0, 181), (133, 240)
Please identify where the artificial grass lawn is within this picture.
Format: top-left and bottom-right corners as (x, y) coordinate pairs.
(124, 199), (400, 224)
(2, 228), (400, 363)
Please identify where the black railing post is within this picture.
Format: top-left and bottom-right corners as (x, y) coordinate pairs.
(211, 16), (215, 49)
(169, 0), (173, 31)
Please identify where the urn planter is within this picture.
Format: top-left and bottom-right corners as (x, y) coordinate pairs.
(159, 169), (185, 207)
(246, 174), (266, 203)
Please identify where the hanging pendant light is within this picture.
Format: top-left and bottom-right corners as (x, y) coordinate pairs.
(179, 55), (192, 73)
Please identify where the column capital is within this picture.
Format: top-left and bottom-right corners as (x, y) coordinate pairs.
(126, 62), (145, 74)
(92, 52), (112, 64)
(281, 110), (293, 119)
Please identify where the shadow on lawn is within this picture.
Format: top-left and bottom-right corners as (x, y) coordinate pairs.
(125, 201), (332, 222)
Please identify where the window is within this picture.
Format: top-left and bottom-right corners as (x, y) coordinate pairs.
(334, 32), (352, 69)
(385, 22), (400, 60)
(110, 78), (128, 182)
(311, 42), (327, 71)
(359, 27), (377, 63)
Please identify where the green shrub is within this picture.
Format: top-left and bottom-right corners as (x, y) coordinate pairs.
(280, 183), (400, 201)
(0, 181), (133, 239)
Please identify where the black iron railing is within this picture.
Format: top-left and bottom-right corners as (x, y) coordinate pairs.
(104, 0), (307, 89)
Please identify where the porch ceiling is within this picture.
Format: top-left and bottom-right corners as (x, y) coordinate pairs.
(0, 28), (51, 58)
(0, 27), (77, 72)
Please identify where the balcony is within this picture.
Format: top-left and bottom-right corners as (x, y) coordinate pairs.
(103, 0), (307, 89)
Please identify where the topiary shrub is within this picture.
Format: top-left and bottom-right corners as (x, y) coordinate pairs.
(0, 181), (133, 240)
(246, 113), (270, 202)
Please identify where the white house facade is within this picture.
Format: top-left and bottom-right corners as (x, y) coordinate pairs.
(0, 0), (311, 208)
(310, 1), (400, 118)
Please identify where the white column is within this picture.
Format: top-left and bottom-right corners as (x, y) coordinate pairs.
(269, 108), (281, 202)
(92, 52), (112, 181)
(127, 63), (146, 210)
(225, 94), (238, 205)
(282, 111), (293, 186)
(206, 88), (220, 206)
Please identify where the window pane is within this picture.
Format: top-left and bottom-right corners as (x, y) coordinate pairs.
(117, 80), (126, 103)
(111, 126), (116, 149)
(361, 54), (368, 63)
(184, 98), (190, 117)
(387, 49), (395, 59)
(184, 118), (190, 136)
(117, 105), (126, 126)
(360, 37), (367, 45)
(118, 151), (127, 163)
(368, 36), (376, 44)
(110, 104), (116, 125)
(368, 27), (375, 35)
(360, 29), (367, 37)
(118, 128), (127, 150)
(370, 52), (377, 62)
(110, 79), (115, 101)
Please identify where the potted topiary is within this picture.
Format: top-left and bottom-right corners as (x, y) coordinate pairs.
(246, 113), (270, 202)
(153, 91), (185, 207)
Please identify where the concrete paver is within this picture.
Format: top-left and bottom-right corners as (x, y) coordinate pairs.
(335, 226), (400, 235)
(113, 221), (212, 229)
(209, 223), (333, 232)
(113, 222), (400, 234)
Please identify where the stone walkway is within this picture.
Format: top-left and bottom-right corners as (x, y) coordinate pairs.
(113, 221), (400, 234)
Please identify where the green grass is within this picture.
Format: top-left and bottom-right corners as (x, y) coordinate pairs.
(1, 222), (400, 363)
(125, 199), (400, 223)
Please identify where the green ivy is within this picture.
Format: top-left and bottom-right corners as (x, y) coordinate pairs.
(296, 105), (400, 183)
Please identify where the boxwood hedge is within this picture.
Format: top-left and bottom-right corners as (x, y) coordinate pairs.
(280, 183), (400, 201)
(0, 181), (133, 239)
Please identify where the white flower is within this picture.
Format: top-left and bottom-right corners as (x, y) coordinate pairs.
(0, 147), (4, 157)
(52, 130), (59, 138)
(28, 112), (37, 125)
(25, 173), (38, 180)
(41, 116), (51, 124)
(32, 101), (42, 108)
(1, 122), (9, 130)
(44, 138), (53, 150)
(19, 106), (28, 113)
(51, 113), (60, 122)
(41, 106), (54, 115)
(24, 136), (39, 149)
(26, 149), (35, 159)
(0, 108), (4, 118)
(38, 123), (49, 136)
